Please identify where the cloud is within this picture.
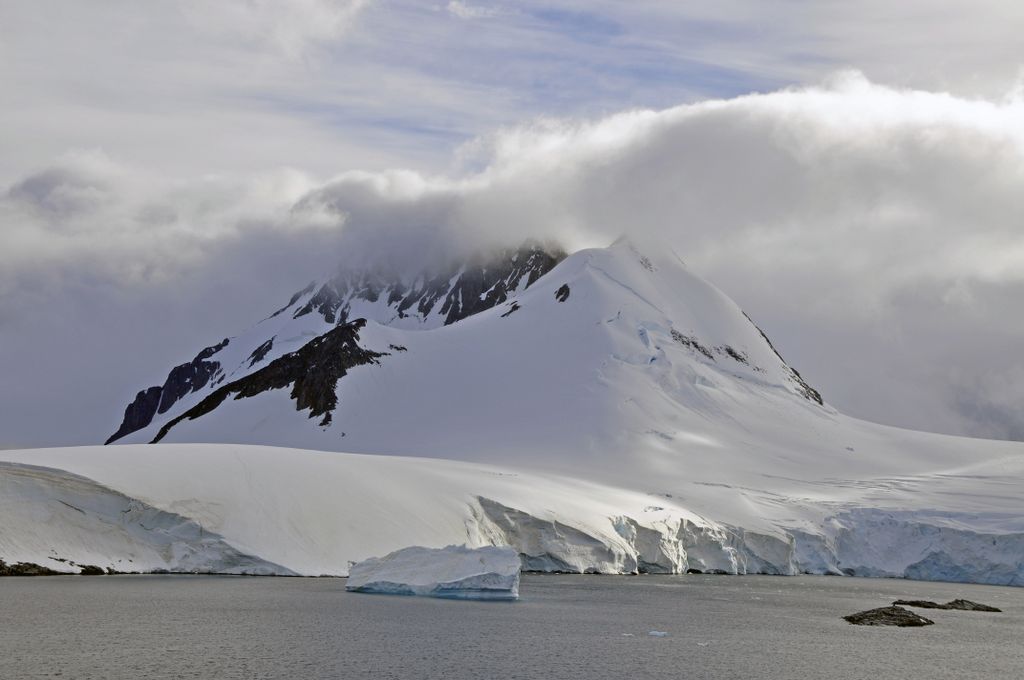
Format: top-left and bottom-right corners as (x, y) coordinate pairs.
(181, 0), (371, 59)
(446, 1), (499, 20)
(5, 73), (1024, 445)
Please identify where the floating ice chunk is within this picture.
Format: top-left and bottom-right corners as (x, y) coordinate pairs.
(648, 630), (669, 637)
(345, 544), (520, 600)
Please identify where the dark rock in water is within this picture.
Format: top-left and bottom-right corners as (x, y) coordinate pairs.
(843, 606), (934, 627)
(894, 599), (1001, 612)
(151, 320), (384, 442)
(946, 599), (1002, 612)
(893, 599), (945, 609)
(0, 559), (61, 576)
(555, 284), (570, 302)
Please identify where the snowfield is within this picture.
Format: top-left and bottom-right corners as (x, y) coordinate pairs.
(2, 240), (1022, 585)
(1, 442), (1021, 584)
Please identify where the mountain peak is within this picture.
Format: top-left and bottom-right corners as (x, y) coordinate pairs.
(106, 238), (824, 450)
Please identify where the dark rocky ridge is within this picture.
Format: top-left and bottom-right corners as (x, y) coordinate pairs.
(151, 320), (383, 443)
(742, 312), (824, 405)
(108, 242), (565, 445)
(291, 241), (565, 327)
(106, 339), (229, 444)
(248, 337), (275, 367)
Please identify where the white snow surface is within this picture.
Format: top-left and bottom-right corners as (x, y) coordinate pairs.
(0, 461), (289, 575)
(5, 240), (1024, 585)
(346, 545), (520, 600)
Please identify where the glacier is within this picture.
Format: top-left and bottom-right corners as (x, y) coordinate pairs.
(2, 239), (1022, 586)
(0, 443), (1020, 585)
(346, 545), (520, 600)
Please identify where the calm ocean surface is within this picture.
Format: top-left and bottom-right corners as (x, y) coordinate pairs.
(1, 574), (1022, 679)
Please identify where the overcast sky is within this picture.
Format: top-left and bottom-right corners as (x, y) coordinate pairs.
(3, 0), (1024, 447)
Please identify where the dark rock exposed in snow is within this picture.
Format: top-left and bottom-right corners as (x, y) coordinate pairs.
(106, 339), (229, 444)
(151, 320), (383, 442)
(105, 386), (162, 445)
(843, 606), (935, 626)
(157, 339), (229, 414)
(248, 337), (275, 367)
(742, 312), (823, 405)
(108, 241), (565, 445)
(291, 241), (565, 327)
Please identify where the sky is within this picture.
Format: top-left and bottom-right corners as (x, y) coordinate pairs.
(3, 0), (1024, 447)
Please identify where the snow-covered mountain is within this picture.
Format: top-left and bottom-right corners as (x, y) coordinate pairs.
(107, 238), (822, 452)
(2, 238), (1022, 585)
(105, 240), (566, 444)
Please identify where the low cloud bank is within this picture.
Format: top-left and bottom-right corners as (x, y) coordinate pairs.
(4, 72), (1024, 444)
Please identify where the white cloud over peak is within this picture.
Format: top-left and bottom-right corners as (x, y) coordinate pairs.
(4, 74), (1024, 445)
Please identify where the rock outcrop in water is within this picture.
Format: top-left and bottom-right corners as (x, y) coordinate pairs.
(842, 606), (935, 627)
(0, 559), (61, 576)
(893, 599), (1002, 612)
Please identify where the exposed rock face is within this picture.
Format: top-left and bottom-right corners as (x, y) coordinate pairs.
(843, 606), (935, 627)
(106, 339), (229, 444)
(105, 386), (162, 444)
(157, 339), (229, 414)
(291, 241), (566, 327)
(248, 337), (274, 367)
(107, 241), (565, 445)
(893, 599), (1002, 612)
(743, 313), (823, 405)
(151, 320), (383, 442)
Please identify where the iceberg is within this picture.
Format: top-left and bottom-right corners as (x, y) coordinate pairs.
(345, 545), (520, 600)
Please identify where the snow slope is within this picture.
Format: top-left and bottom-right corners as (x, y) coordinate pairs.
(105, 241), (563, 444)
(0, 443), (1021, 584)
(3, 239), (1023, 585)
(0, 461), (288, 575)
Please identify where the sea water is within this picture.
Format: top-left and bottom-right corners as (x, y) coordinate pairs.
(1, 574), (1021, 679)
